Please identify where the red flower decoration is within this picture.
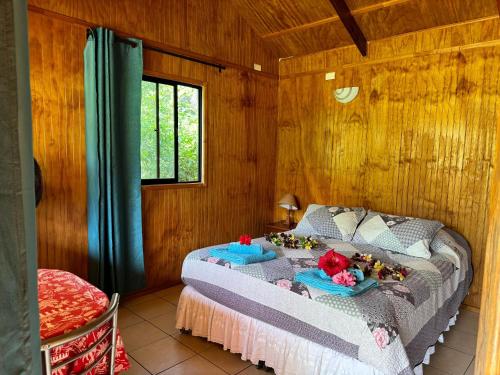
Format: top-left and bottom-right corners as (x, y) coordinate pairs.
(318, 250), (351, 277)
(239, 234), (252, 245)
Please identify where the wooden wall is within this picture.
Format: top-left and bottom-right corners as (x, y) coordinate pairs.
(275, 18), (500, 308)
(475, 108), (500, 374)
(29, 0), (278, 287)
(232, 0), (499, 57)
(29, 0), (499, 306)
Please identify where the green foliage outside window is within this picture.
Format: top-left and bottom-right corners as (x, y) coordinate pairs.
(140, 78), (201, 183)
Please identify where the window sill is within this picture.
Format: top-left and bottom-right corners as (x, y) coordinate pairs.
(141, 182), (206, 191)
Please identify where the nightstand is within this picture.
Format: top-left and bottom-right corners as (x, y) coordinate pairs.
(265, 221), (297, 233)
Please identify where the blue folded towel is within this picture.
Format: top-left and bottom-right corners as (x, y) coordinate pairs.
(228, 242), (263, 255)
(209, 248), (276, 265)
(294, 269), (377, 297)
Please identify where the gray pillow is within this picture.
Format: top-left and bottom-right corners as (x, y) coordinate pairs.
(352, 210), (443, 258)
(429, 229), (463, 268)
(294, 204), (367, 241)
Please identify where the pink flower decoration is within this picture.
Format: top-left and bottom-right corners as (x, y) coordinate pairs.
(276, 279), (292, 290)
(207, 257), (220, 264)
(331, 270), (356, 287)
(373, 327), (390, 349)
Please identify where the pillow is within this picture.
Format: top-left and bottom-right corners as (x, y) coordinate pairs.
(294, 204), (367, 241)
(352, 210), (443, 258)
(430, 229), (463, 268)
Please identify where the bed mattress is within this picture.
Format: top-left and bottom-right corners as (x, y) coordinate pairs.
(181, 229), (472, 375)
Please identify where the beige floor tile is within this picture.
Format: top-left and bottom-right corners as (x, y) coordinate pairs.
(158, 355), (227, 375)
(127, 297), (177, 320)
(429, 345), (473, 375)
(171, 332), (221, 353)
(237, 365), (275, 374)
(423, 365), (449, 375)
(200, 346), (251, 374)
(130, 337), (195, 374)
(118, 307), (144, 329)
(156, 284), (185, 305)
(149, 310), (179, 335)
(443, 327), (477, 355)
(465, 360), (475, 375)
(124, 357), (151, 375)
(121, 321), (168, 352)
(456, 309), (479, 335)
(123, 293), (158, 307)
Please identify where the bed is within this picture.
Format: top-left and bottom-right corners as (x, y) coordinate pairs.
(176, 227), (472, 375)
(38, 269), (130, 374)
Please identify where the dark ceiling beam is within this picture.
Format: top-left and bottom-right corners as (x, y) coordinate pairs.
(328, 0), (368, 56)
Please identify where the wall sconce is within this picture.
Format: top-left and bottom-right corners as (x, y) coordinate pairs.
(334, 87), (359, 104)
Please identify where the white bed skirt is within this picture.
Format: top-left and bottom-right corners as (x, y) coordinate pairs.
(176, 285), (458, 375)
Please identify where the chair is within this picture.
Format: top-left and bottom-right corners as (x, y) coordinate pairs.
(40, 293), (120, 375)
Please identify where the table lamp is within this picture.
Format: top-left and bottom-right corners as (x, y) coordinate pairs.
(278, 193), (299, 228)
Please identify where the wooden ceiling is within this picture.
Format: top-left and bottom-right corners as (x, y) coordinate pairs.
(231, 0), (500, 57)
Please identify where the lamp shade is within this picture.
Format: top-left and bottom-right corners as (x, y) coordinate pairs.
(278, 194), (299, 210)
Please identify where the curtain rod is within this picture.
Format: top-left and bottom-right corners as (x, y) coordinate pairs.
(87, 27), (226, 73)
(146, 45), (226, 72)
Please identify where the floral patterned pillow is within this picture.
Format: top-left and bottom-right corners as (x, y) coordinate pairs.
(294, 204), (367, 241)
(352, 210), (443, 258)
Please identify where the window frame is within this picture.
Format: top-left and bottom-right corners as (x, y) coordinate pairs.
(140, 75), (203, 186)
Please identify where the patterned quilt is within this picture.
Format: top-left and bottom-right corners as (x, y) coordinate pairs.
(181, 229), (472, 375)
(39, 269), (130, 374)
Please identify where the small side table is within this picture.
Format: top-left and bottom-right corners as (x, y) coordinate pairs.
(265, 221), (297, 234)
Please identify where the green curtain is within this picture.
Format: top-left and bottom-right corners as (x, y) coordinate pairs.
(84, 28), (146, 295)
(0, 0), (42, 373)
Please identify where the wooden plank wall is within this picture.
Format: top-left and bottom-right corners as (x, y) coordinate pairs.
(233, 0), (499, 57)
(29, 0), (278, 287)
(275, 18), (500, 308)
(475, 109), (500, 374)
(30, 14), (89, 278)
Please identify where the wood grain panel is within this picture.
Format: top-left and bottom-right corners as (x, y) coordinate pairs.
(28, 0), (278, 74)
(142, 51), (278, 287)
(30, 13), (89, 279)
(232, 0), (498, 57)
(231, 0), (337, 35)
(28, 0), (278, 287)
(266, 21), (353, 57)
(355, 0), (498, 41)
(275, 19), (500, 308)
(475, 110), (500, 374)
(280, 17), (500, 76)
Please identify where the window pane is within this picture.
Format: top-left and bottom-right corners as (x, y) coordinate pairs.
(159, 84), (175, 179)
(178, 85), (200, 182)
(140, 81), (157, 179)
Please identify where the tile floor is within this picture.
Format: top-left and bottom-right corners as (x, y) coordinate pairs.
(120, 284), (478, 375)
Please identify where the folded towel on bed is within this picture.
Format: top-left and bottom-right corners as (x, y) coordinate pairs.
(228, 242), (264, 255)
(294, 269), (378, 297)
(209, 248), (276, 265)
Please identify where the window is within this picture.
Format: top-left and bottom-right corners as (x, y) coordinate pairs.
(140, 76), (202, 185)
